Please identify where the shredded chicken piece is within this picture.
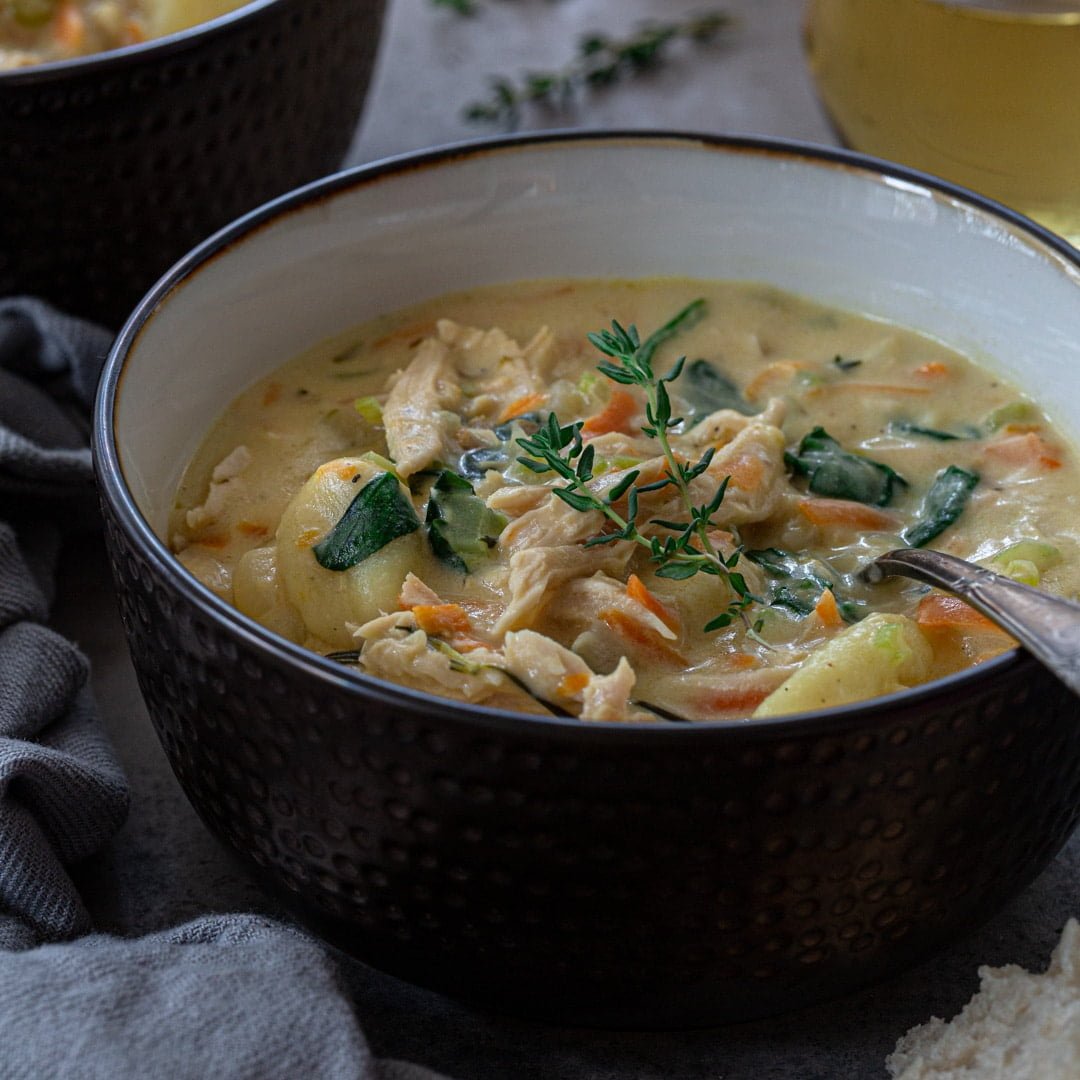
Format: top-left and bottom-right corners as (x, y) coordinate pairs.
(494, 548), (629, 634)
(679, 397), (786, 450)
(485, 484), (552, 517)
(497, 495), (606, 554)
(502, 629), (591, 696)
(559, 573), (678, 641)
(632, 419), (788, 529)
(580, 658), (652, 723)
(579, 430), (655, 462)
(382, 336), (462, 478)
(352, 610), (417, 640)
(185, 445), (252, 532)
(501, 631), (650, 722)
(435, 319), (556, 422)
(360, 629), (504, 701)
(397, 573), (442, 609)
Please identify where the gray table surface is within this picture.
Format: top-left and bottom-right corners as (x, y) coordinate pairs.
(54, 1), (1079, 1077)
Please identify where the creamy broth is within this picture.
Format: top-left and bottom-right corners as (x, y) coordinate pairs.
(171, 279), (1080, 721)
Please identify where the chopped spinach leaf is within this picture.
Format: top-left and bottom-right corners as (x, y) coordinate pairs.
(770, 584), (817, 616)
(459, 446), (509, 481)
(460, 412), (546, 480)
(785, 426), (907, 506)
(314, 472), (421, 571)
(679, 358), (757, 423)
(744, 547), (859, 620)
(493, 410), (544, 441)
(903, 466), (979, 548)
(426, 469), (508, 573)
(888, 420), (976, 442)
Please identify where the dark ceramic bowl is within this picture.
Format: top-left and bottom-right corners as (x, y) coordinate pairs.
(0, 0), (385, 328)
(94, 133), (1080, 1028)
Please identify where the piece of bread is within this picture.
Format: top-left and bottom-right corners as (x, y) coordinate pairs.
(886, 919), (1080, 1079)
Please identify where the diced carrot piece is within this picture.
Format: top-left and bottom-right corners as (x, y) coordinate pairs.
(626, 574), (680, 633)
(725, 451), (766, 491)
(915, 361), (949, 377)
(806, 383), (931, 397)
(262, 381), (282, 406)
(558, 672), (591, 697)
(582, 388), (639, 437)
(296, 527), (322, 549)
(983, 431), (1062, 471)
(498, 392), (546, 425)
(916, 594), (1008, 635)
(814, 587), (843, 629)
(797, 498), (900, 531)
(53, 3), (86, 52)
(744, 360), (811, 400)
(599, 609), (688, 665)
(727, 652), (759, 671)
(697, 686), (771, 715)
(412, 604), (474, 638)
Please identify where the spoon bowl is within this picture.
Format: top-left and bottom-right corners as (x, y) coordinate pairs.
(864, 549), (1080, 697)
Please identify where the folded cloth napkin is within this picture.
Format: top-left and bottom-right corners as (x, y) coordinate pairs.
(0, 298), (449, 1080)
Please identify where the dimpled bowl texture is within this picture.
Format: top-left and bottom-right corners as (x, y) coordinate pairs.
(1, 0), (385, 328)
(95, 134), (1080, 1028)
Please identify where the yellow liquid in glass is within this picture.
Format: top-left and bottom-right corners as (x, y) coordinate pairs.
(804, 0), (1080, 245)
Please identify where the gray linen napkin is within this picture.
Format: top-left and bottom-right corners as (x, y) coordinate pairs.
(0, 298), (449, 1080)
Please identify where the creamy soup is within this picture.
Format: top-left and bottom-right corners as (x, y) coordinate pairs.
(0, 0), (243, 68)
(170, 279), (1080, 722)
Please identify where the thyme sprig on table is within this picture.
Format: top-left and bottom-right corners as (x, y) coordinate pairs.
(431, 0), (562, 14)
(463, 12), (734, 128)
(515, 300), (756, 632)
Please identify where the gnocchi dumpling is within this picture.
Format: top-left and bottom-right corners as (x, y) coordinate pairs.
(753, 613), (933, 717)
(274, 458), (425, 647)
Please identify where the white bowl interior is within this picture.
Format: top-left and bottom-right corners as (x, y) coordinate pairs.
(114, 136), (1080, 535)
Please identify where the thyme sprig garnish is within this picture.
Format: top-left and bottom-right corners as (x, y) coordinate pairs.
(464, 12), (734, 128)
(516, 300), (756, 632)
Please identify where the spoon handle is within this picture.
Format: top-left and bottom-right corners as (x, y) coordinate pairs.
(867, 548), (1080, 697)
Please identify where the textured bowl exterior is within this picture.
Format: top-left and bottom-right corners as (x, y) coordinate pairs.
(95, 132), (1080, 1027)
(100, 497), (1080, 1026)
(0, 0), (384, 327)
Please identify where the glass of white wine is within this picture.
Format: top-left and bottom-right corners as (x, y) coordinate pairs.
(803, 0), (1080, 247)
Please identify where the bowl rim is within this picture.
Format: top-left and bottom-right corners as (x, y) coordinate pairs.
(0, 0), (283, 83)
(94, 128), (1080, 739)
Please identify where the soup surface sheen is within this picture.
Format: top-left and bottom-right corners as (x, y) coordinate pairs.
(171, 279), (1080, 722)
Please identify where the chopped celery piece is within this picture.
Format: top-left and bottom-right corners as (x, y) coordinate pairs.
(426, 469), (507, 573)
(353, 396), (383, 425)
(360, 451), (400, 478)
(990, 539), (1062, 571)
(593, 455), (642, 476)
(871, 621), (911, 666)
(983, 401), (1039, 432)
(988, 540), (1062, 585)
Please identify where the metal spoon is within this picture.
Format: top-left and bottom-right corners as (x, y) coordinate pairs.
(862, 548), (1080, 696)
